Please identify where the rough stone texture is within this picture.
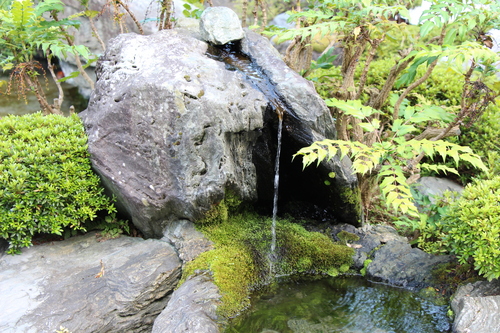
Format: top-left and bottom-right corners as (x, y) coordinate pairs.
(80, 29), (267, 238)
(162, 220), (214, 263)
(366, 239), (453, 289)
(200, 7), (244, 45)
(80, 28), (360, 238)
(59, 0), (187, 97)
(0, 233), (182, 333)
(152, 274), (221, 333)
(452, 280), (500, 333)
(330, 224), (452, 290)
(330, 224), (408, 269)
(242, 29), (360, 225)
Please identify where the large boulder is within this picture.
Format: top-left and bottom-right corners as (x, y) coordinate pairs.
(80, 25), (360, 239)
(59, 0), (187, 97)
(0, 234), (182, 333)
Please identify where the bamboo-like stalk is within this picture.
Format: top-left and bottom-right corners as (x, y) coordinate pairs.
(115, 0), (144, 34)
(89, 16), (106, 51)
(46, 55), (64, 114)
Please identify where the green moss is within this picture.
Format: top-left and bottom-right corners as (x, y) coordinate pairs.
(429, 261), (483, 297)
(339, 187), (363, 222)
(337, 230), (360, 244)
(360, 259), (372, 277)
(182, 212), (355, 318)
(417, 286), (448, 307)
(340, 187), (361, 206)
(197, 190), (243, 225)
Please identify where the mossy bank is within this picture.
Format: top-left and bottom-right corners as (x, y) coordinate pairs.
(180, 193), (355, 318)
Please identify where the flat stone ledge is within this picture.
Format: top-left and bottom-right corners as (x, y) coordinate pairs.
(0, 233), (182, 333)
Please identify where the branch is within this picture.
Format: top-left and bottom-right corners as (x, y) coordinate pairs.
(369, 46), (414, 110)
(355, 37), (384, 100)
(116, 0), (143, 34)
(89, 16), (106, 51)
(52, 12), (95, 91)
(393, 25), (447, 121)
(46, 54), (64, 115)
(241, 0), (248, 27)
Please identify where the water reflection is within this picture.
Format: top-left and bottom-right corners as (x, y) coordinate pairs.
(0, 75), (88, 117)
(227, 276), (451, 333)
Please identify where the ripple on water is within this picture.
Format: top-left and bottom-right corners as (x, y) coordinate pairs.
(227, 276), (451, 333)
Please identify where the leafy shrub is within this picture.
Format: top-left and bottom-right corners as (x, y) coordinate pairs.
(419, 176), (500, 281)
(457, 105), (500, 182)
(0, 113), (116, 253)
(310, 58), (464, 109)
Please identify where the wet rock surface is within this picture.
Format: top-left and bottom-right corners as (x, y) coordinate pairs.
(366, 239), (453, 289)
(332, 224), (453, 290)
(0, 234), (182, 333)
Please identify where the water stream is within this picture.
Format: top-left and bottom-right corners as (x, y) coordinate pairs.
(207, 43), (287, 269)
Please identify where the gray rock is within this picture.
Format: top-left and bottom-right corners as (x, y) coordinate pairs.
(0, 233), (182, 333)
(162, 220), (214, 263)
(332, 224), (452, 290)
(242, 30), (361, 225)
(330, 223), (408, 269)
(200, 7), (244, 45)
(59, 0), (187, 97)
(451, 280), (500, 333)
(367, 239), (453, 289)
(80, 29), (267, 238)
(269, 13), (295, 29)
(415, 176), (463, 204)
(152, 274), (221, 333)
(80, 27), (360, 238)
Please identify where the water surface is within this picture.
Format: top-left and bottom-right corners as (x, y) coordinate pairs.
(227, 276), (451, 333)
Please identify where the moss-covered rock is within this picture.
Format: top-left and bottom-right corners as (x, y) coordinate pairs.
(182, 212), (355, 318)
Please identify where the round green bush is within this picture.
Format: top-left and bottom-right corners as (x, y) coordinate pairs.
(0, 112), (115, 254)
(425, 176), (500, 281)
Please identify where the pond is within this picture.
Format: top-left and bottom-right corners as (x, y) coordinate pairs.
(226, 276), (451, 333)
(0, 74), (88, 117)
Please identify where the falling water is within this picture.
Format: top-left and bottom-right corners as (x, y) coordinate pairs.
(206, 42), (288, 273)
(269, 115), (283, 272)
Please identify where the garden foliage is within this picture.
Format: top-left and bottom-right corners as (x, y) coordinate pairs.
(0, 113), (116, 254)
(418, 176), (500, 281)
(270, 0), (500, 219)
(0, 0), (94, 114)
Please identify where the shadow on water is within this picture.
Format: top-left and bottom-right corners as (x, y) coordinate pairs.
(226, 275), (451, 333)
